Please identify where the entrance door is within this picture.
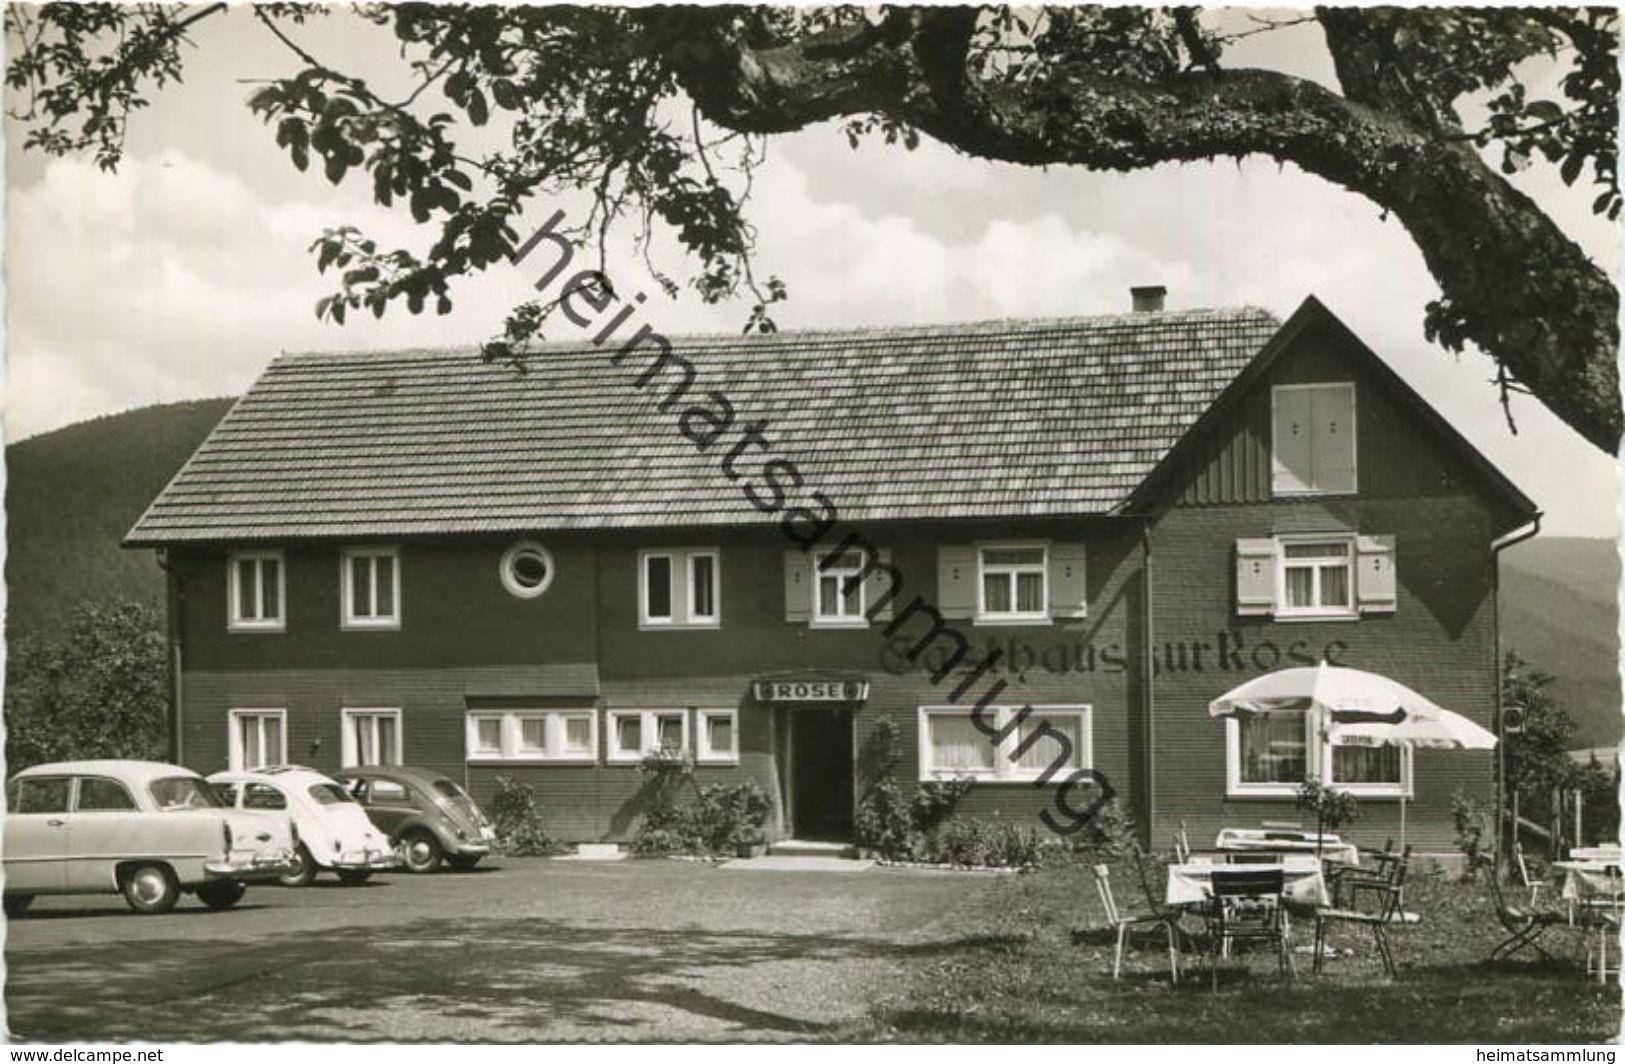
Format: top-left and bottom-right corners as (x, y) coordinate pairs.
(789, 709), (854, 839)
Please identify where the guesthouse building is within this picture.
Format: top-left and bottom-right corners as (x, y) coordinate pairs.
(124, 293), (1538, 851)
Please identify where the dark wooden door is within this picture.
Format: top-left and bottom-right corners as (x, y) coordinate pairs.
(790, 709), (854, 839)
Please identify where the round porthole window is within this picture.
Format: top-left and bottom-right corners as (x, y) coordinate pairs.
(500, 541), (555, 599)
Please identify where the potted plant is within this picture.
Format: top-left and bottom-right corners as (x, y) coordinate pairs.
(734, 826), (768, 859)
(1295, 776), (1360, 856)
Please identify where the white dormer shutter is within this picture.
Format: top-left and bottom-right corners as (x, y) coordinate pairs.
(1272, 388), (1314, 495)
(1356, 534), (1397, 613)
(865, 548), (896, 622)
(937, 545), (975, 620)
(783, 549), (810, 622)
(1235, 538), (1277, 616)
(1313, 384), (1357, 493)
(1048, 543), (1088, 620)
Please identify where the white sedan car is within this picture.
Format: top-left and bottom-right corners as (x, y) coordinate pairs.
(3, 760), (298, 915)
(208, 766), (398, 886)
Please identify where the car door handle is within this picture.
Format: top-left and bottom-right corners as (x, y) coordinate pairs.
(45, 819), (65, 827)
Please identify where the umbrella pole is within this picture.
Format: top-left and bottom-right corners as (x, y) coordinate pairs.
(1400, 794), (1408, 852)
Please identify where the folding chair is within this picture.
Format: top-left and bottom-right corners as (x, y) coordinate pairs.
(1207, 867), (1294, 990)
(1481, 855), (1566, 963)
(1091, 864), (1181, 983)
(1174, 820), (1192, 865)
(1513, 842), (1547, 907)
(1314, 846), (1412, 977)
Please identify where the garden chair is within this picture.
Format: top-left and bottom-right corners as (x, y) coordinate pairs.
(1481, 855), (1566, 963)
(1091, 864), (1181, 984)
(1206, 867), (1294, 991)
(1313, 845), (1411, 977)
(1327, 840), (1400, 907)
(1174, 820), (1192, 865)
(1569, 865), (1623, 983)
(1513, 842), (1547, 907)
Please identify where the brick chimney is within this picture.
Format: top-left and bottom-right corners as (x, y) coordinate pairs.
(1131, 285), (1167, 313)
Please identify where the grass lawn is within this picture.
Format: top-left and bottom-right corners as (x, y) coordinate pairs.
(848, 857), (1622, 1042)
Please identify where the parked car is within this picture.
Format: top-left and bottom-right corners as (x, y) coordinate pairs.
(208, 766), (399, 886)
(333, 766), (497, 873)
(3, 760), (297, 916)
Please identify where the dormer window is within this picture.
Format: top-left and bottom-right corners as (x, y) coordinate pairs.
(1272, 382), (1356, 496)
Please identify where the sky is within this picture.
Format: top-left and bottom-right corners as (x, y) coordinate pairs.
(4, 6), (1620, 538)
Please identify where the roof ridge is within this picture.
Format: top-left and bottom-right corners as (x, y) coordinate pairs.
(269, 305), (1280, 365)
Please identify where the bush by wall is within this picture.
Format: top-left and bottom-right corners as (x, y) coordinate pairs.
(488, 775), (571, 856)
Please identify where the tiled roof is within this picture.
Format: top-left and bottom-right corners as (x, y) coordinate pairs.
(125, 307), (1281, 544)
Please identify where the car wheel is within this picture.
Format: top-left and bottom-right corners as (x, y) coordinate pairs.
(400, 830), (443, 873)
(196, 880), (247, 909)
(335, 868), (372, 886)
(446, 854), (482, 872)
(278, 843), (318, 888)
(121, 863), (180, 915)
(3, 894), (34, 918)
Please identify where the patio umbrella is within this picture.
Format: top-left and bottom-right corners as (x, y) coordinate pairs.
(1208, 662), (1497, 849)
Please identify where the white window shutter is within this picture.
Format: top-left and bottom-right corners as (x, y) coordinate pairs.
(783, 549), (810, 622)
(1356, 534), (1397, 613)
(864, 548), (896, 622)
(1048, 542), (1088, 620)
(1272, 388), (1314, 494)
(1313, 385), (1357, 493)
(937, 545), (975, 620)
(1235, 538), (1277, 616)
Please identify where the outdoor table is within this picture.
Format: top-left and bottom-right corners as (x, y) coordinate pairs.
(1214, 827), (1361, 866)
(1554, 860), (1623, 983)
(1556, 860), (1623, 905)
(1570, 845), (1623, 863)
(1167, 855), (1330, 908)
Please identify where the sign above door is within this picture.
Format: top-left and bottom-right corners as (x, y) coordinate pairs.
(751, 674), (870, 704)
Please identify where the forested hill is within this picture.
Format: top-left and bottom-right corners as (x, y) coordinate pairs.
(5, 398), (235, 640)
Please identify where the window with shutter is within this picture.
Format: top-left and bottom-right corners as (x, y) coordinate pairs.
(1355, 534), (1397, 613)
(1048, 543), (1087, 620)
(1272, 382), (1357, 496)
(936, 545), (976, 620)
(1234, 539), (1276, 616)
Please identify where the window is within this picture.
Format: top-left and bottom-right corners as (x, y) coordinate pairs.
(918, 705), (1091, 782)
(228, 550), (285, 631)
(608, 709), (689, 762)
(342, 546), (401, 629)
(1272, 382), (1356, 495)
(1226, 712), (1410, 797)
(308, 783), (356, 805)
(978, 545), (1048, 622)
(243, 783), (287, 810)
(696, 709), (738, 763)
(1235, 535), (1395, 619)
(500, 541), (555, 599)
(229, 709), (286, 771)
(813, 549), (866, 625)
(76, 777), (137, 812)
(639, 548), (720, 628)
(149, 777), (223, 810)
(342, 708), (402, 766)
(465, 709), (596, 762)
(10, 777), (70, 814)
(368, 779), (410, 804)
(1278, 538), (1356, 619)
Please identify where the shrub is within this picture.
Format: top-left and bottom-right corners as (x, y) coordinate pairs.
(1296, 775), (1361, 835)
(1451, 790), (1489, 878)
(1073, 797), (1138, 859)
(628, 750), (772, 857)
(488, 776), (570, 856)
(911, 779), (976, 834)
(921, 816), (1044, 869)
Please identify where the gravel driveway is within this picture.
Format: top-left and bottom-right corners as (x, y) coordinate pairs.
(4, 857), (994, 1041)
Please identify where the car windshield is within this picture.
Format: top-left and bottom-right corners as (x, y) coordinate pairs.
(149, 776), (224, 811)
(308, 783), (356, 805)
